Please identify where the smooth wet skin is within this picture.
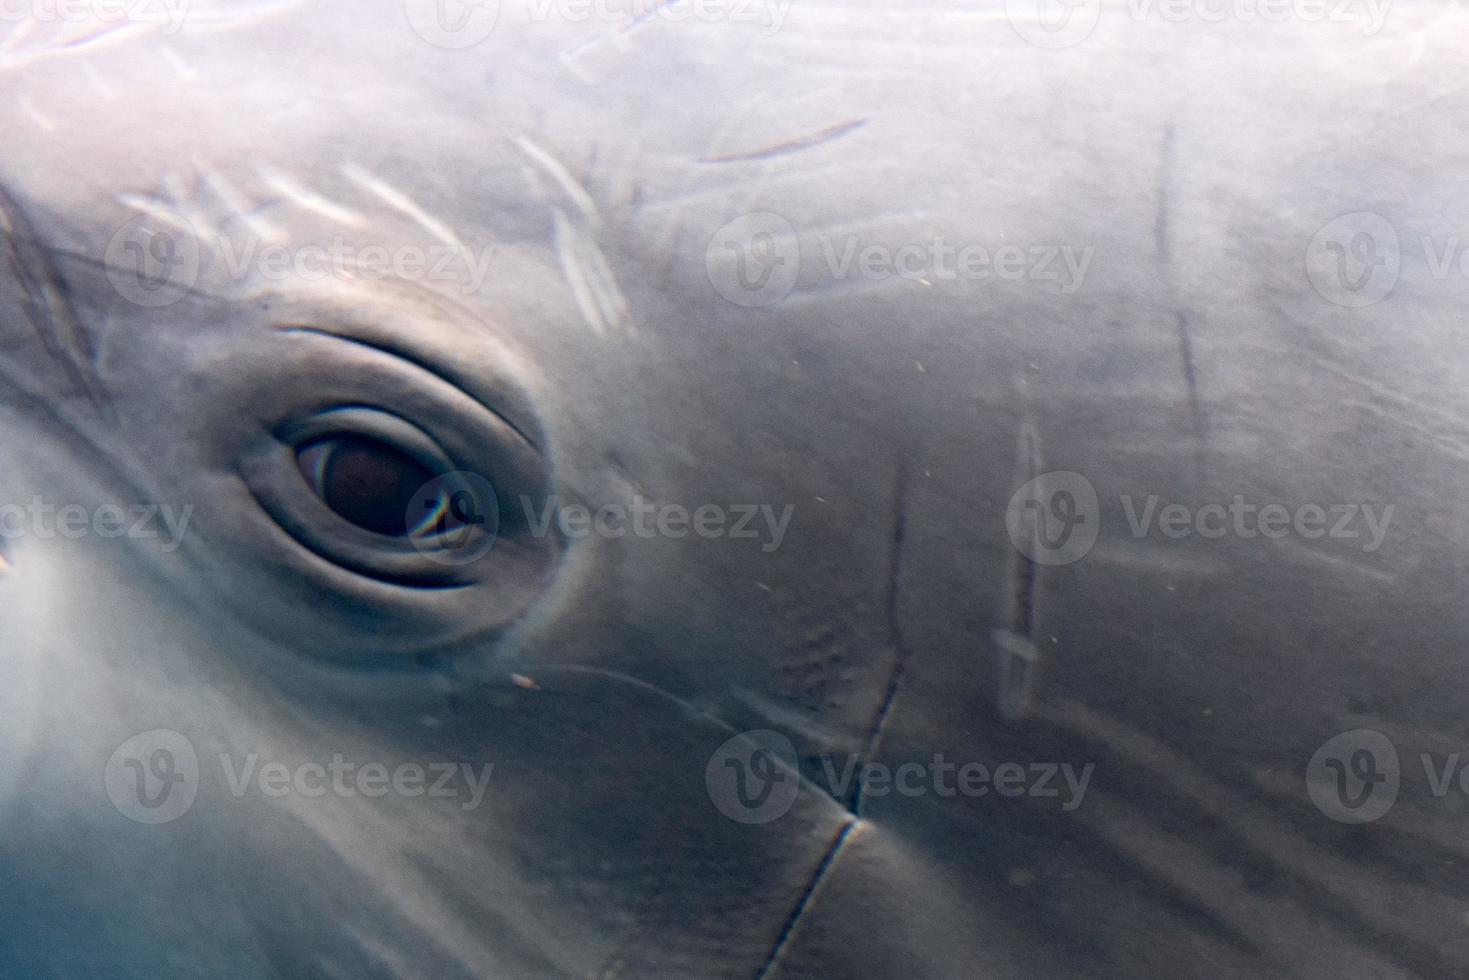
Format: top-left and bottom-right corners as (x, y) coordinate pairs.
(2, 2), (1468, 977)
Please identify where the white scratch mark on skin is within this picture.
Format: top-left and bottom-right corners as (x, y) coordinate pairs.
(0, 1), (300, 71)
(558, 23), (636, 83)
(160, 171), (217, 240)
(730, 687), (841, 743)
(18, 97), (53, 132)
(1311, 359), (1469, 463)
(992, 629), (1041, 721)
(81, 60), (116, 101)
(1084, 541), (1229, 578)
(512, 135), (600, 230)
(117, 193), (197, 233)
(778, 275), (910, 307)
(558, 47), (597, 85)
(639, 157), (894, 233)
(701, 118), (867, 164)
(1071, 793), (1399, 974)
(785, 209), (939, 241)
(1406, 33), (1426, 66)
(1, 17), (37, 51)
(1268, 536), (1400, 584)
(58, 18), (143, 50)
(559, 0), (686, 80)
(259, 166), (365, 228)
(621, 0), (684, 34)
(197, 159), (283, 244)
(277, 793), (506, 975)
(552, 208), (629, 338)
(1042, 697), (1466, 967)
(185, 0), (306, 34)
(342, 163), (464, 249)
(0, 18), (151, 71)
(159, 44), (196, 80)
(1252, 767), (1469, 863)
(696, 78), (847, 163)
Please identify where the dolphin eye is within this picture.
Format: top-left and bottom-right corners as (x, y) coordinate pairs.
(296, 434), (437, 537)
(213, 322), (561, 655)
(246, 404), (512, 591)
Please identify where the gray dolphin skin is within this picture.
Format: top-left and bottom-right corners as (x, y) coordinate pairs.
(0, 0), (1465, 976)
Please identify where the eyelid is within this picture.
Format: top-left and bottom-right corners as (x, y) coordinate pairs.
(275, 325), (541, 452)
(275, 405), (455, 477)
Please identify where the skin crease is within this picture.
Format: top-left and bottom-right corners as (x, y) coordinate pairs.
(2, 1), (1469, 976)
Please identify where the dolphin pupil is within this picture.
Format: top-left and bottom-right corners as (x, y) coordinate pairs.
(296, 435), (434, 537)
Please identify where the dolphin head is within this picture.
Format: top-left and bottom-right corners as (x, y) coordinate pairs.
(0, 6), (952, 975)
(3, 2), (1467, 977)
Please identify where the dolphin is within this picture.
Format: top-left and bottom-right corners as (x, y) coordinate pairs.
(0, 0), (1465, 976)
